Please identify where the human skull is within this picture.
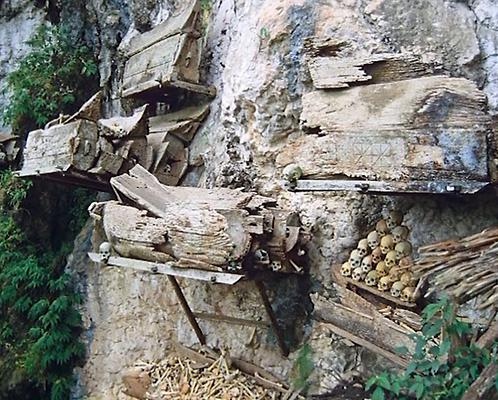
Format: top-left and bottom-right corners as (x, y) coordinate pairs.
(378, 276), (392, 292)
(376, 219), (389, 237)
(380, 235), (394, 255)
(361, 255), (373, 273)
(390, 281), (405, 297)
(401, 287), (415, 303)
(270, 261), (282, 272)
(386, 210), (403, 230)
(392, 226), (409, 244)
(395, 241), (412, 260)
(352, 267), (366, 282)
(385, 250), (397, 270)
(349, 249), (362, 269)
(357, 239), (369, 257)
(388, 268), (401, 283)
(341, 261), (352, 277)
(375, 261), (388, 277)
(367, 231), (380, 249)
(282, 163), (303, 182)
(365, 270), (379, 287)
(399, 256), (413, 268)
(371, 247), (382, 265)
(99, 241), (112, 263)
(400, 271), (414, 286)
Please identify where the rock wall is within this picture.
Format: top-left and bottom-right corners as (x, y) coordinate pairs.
(1, 0), (498, 398)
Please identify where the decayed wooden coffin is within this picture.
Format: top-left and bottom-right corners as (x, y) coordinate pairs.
(121, 0), (214, 98)
(90, 165), (308, 274)
(17, 91), (210, 190)
(278, 42), (494, 194)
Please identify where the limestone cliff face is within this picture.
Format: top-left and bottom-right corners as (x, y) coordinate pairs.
(2, 0), (498, 398)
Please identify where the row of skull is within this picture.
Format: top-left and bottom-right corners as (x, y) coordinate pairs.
(340, 211), (418, 303)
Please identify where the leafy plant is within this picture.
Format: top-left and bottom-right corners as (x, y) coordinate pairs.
(291, 342), (314, 393)
(0, 172), (85, 400)
(2, 24), (98, 131)
(366, 297), (498, 400)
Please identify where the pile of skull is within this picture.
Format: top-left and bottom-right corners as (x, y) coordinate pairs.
(340, 210), (417, 303)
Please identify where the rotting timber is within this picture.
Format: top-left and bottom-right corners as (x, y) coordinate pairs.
(88, 165), (310, 355)
(278, 38), (496, 195)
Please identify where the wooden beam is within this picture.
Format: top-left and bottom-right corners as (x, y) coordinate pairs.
(87, 253), (244, 285)
(461, 363), (498, 400)
(255, 281), (289, 357)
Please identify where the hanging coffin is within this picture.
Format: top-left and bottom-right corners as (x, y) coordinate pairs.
(121, 0), (215, 98)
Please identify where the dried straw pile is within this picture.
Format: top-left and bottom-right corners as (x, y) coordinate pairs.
(413, 226), (498, 314)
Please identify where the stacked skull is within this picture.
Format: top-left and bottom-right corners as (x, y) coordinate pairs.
(340, 210), (417, 303)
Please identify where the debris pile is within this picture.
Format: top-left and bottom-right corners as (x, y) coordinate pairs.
(122, 350), (289, 400)
(413, 225), (498, 314)
(339, 210), (418, 304)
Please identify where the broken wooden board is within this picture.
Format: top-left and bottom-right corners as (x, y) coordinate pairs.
(20, 120), (99, 175)
(312, 293), (414, 367)
(308, 53), (437, 89)
(88, 252), (244, 284)
(345, 278), (417, 309)
(148, 103), (210, 142)
(65, 91), (102, 123)
(98, 105), (148, 139)
(277, 76), (491, 194)
(126, 0), (201, 57)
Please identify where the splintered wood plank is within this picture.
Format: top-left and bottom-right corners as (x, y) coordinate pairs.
(97, 105), (148, 139)
(308, 53), (437, 89)
(66, 91), (102, 123)
(148, 103), (210, 142)
(312, 294), (413, 366)
(109, 166), (251, 266)
(113, 164), (274, 211)
(277, 76), (490, 187)
(126, 0), (200, 57)
(21, 120), (99, 174)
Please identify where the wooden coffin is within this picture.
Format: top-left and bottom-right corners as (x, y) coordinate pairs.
(19, 120), (99, 176)
(277, 75), (492, 194)
(121, 0), (214, 98)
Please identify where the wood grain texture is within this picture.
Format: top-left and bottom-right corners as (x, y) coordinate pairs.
(277, 76), (491, 184)
(22, 120), (99, 173)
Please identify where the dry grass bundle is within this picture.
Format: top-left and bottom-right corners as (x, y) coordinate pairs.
(412, 226), (498, 314)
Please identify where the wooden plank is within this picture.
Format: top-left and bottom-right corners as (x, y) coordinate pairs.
(97, 105), (148, 139)
(21, 120), (99, 174)
(317, 321), (408, 367)
(345, 279), (417, 309)
(312, 294), (414, 365)
(308, 53), (437, 89)
(88, 252), (244, 284)
(289, 179), (488, 195)
(66, 91), (102, 123)
(461, 363), (498, 400)
(277, 76), (491, 191)
(126, 0), (200, 57)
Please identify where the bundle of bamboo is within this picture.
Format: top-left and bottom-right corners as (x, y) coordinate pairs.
(412, 226), (498, 313)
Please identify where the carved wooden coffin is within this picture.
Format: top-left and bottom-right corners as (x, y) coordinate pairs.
(90, 165), (308, 274)
(19, 120), (99, 176)
(278, 50), (493, 194)
(121, 0), (214, 98)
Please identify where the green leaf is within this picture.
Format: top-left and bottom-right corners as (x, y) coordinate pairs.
(372, 387), (385, 400)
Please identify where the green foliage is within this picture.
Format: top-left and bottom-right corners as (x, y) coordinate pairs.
(199, 0), (212, 34)
(291, 343), (314, 393)
(0, 172), (85, 400)
(366, 297), (498, 400)
(2, 24), (98, 131)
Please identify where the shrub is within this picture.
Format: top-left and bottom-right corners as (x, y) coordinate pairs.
(2, 24), (98, 131)
(366, 297), (498, 400)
